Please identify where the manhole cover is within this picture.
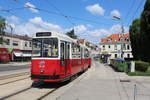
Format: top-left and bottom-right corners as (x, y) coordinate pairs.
(120, 79), (130, 82)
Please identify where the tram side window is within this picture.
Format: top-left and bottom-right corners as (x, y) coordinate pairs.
(84, 49), (89, 58)
(60, 43), (65, 59)
(71, 43), (81, 57)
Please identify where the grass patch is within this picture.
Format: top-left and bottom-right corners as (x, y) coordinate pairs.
(128, 71), (150, 76)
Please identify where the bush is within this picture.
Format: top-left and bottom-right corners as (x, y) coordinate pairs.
(110, 59), (128, 72)
(116, 62), (128, 72)
(135, 61), (149, 72)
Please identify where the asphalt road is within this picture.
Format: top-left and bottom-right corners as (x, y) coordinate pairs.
(0, 64), (30, 72)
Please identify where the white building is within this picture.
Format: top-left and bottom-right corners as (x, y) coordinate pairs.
(99, 33), (133, 61)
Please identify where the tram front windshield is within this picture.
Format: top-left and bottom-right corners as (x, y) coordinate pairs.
(32, 38), (58, 58)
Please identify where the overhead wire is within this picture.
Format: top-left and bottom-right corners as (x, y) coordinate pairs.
(0, 5), (111, 26)
(124, 0), (135, 24)
(127, 0), (145, 26)
(46, 0), (76, 26)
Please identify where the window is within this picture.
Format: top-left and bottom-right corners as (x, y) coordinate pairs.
(13, 41), (18, 46)
(32, 38), (58, 57)
(60, 43), (65, 59)
(127, 54), (130, 58)
(123, 44), (126, 50)
(120, 37), (124, 42)
(108, 38), (112, 42)
(29, 41), (32, 47)
(115, 54), (117, 58)
(6, 39), (10, 45)
(25, 42), (28, 47)
(84, 49), (89, 58)
(71, 43), (81, 58)
(103, 45), (105, 50)
(114, 45), (117, 50)
(126, 38), (129, 42)
(121, 54), (123, 58)
(108, 45), (111, 49)
(127, 45), (130, 50)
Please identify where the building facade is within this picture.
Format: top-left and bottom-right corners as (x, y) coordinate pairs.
(99, 33), (133, 62)
(0, 32), (32, 62)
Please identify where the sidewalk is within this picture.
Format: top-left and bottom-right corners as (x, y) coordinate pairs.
(56, 61), (135, 100)
(0, 62), (31, 67)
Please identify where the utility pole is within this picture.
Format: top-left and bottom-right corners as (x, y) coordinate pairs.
(112, 16), (124, 59)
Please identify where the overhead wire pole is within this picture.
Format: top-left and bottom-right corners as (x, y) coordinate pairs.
(112, 16), (124, 59)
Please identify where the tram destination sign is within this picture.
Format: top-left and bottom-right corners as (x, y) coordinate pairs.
(36, 32), (52, 37)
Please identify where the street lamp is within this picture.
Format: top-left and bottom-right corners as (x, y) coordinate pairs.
(112, 16), (124, 59)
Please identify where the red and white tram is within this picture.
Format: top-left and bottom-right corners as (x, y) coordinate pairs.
(31, 31), (91, 82)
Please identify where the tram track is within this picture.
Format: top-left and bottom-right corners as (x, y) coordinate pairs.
(37, 87), (59, 100)
(0, 72), (30, 80)
(0, 72), (30, 86)
(0, 68), (89, 99)
(0, 81), (44, 100)
(0, 82), (60, 100)
(0, 76), (30, 86)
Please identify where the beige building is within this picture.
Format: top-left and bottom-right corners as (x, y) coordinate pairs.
(0, 32), (32, 61)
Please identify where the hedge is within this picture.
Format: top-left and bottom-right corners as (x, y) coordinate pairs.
(135, 61), (149, 72)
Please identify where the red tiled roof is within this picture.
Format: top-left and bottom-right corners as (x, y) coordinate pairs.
(100, 33), (130, 43)
(78, 39), (85, 44)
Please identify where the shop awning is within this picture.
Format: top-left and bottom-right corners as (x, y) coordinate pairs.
(23, 53), (31, 57)
(13, 52), (23, 57)
(14, 51), (32, 57)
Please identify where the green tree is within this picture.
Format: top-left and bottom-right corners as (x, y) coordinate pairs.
(0, 16), (6, 44)
(66, 29), (77, 39)
(129, 19), (141, 60)
(140, 0), (150, 62)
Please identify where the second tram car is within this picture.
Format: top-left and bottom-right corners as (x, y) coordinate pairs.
(31, 31), (91, 82)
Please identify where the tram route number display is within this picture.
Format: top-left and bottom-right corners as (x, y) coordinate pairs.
(36, 32), (51, 37)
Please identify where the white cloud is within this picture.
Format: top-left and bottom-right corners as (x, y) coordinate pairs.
(110, 10), (121, 17)
(29, 17), (61, 30)
(110, 24), (128, 33)
(86, 4), (105, 16)
(6, 15), (20, 24)
(83, 24), (129, 44)
(25, 2), (38, 13)
(89, 29), (108, 37)
(74, 25), (91, 33)
(11, 17), (61, 36)
(89, 24), (128, 37)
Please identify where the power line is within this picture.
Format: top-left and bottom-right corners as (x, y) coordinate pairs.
(46, 0), (76, 26)
(124, 0), (135, 23)
(0, 6), (111, 26)
(127, 0), (144, 26)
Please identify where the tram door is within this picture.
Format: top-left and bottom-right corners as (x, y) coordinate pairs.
(60, 42), (70, 75)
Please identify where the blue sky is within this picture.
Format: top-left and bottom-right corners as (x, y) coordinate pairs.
(0, 0), (146, 44)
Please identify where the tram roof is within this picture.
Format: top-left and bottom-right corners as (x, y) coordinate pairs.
(32, 31), (91, 50)
(32, 31), (77, 43)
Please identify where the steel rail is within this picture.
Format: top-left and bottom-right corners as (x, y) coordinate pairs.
(0, 72), (30, 80)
